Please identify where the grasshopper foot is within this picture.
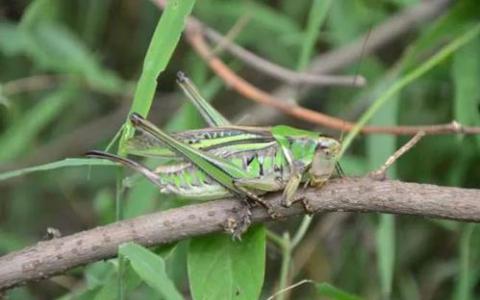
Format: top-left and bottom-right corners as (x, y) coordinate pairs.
(282, 191), (315, 215)
(300, 197), (315, 215)
(232, 180), (283, 219)
(224, 201), (252, 240)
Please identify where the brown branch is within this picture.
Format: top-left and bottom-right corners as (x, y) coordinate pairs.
(201, 25), (366, 87)
(1, 177), (480, 291)
(152, 0), (475, 135)
(215, 0), (453, 127)
(310, 0), (452, 74)
(1, 75), (61, 95)
(370, 131), (426, 179)
(152, 0), (365, 87)
(185, 30), (480, 135)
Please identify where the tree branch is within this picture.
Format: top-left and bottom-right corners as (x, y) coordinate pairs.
(185, 29), (480, 135)
(249, 0), (452, 126)
(151, 0), (366, 87)
(310, 0), (452, 74)
(1, 177), (479, 291)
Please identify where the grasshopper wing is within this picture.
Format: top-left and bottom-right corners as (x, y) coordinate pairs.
(129, 113), (255, 196)
(126, 71), (272, 158)
(125, 126), (273, 159)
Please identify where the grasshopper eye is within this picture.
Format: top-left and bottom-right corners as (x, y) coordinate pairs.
(316, 138), (340, 155)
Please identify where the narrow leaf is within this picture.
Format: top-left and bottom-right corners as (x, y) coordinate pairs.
(0, 158), (117, 182)
(297, 0), (333, 70)
(119, 242), (183, 300)
(340, 23), (480, 156)
(367, 85), (399, 298)
(124, 0), (195, 127)
(0, 84), (76, 161)
(454, 224), (476, 300)
(453, 35), (480, 146)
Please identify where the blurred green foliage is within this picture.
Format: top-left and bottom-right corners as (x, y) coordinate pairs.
(1, 0), (480, 299)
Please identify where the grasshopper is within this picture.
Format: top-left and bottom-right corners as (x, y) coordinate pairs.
(87, 72), (341, 236)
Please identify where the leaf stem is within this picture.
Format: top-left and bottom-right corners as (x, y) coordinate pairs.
(291, 215), (313, 248)
(266, 229), (286, 249)
(278, 232), (292, 300)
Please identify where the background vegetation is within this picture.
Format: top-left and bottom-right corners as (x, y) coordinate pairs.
(0, 0), (479, 299)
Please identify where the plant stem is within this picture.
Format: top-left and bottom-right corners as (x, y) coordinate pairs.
(291, 215), (313, 248)
(116, 171), (125, 300)
(267, 229), (286, 249)
(278, 232), (292, 300)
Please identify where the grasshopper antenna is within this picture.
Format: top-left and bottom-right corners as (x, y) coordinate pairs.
(336, 27), (372, 178)
(85, 150), (163, 187)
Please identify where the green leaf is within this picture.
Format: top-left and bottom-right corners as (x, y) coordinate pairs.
(0, 84), (76, 161)
(316, 282), (363, 300)
(0, 230), (30, 252)
(376, 215), (395, 298)
(0, 22), (29, 56)
(454, 224), (476, 300)
(0, 158), (117, 182)
(297, 0), (333, 70)
(196, 1), (301, 38)
(127, 0), (195, 118)
(188, 226), (266, 300)
(452, 35), (480, 146)
(120, 0), (195, 150)
(367, 72), (399, 298)
(340, 23), (480, 156)
(25, 23), (123, 93)
(20, 0), (62, 29)
(1, 21), (123, 94)
(404, 0), (480, 68)
(13, 0), (125, 94)
(119, 242), (183, 300)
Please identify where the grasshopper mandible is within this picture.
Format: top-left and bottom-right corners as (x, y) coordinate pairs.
(87, 72), (341, 236)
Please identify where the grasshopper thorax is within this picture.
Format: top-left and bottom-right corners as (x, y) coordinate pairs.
(308, 137), (341, 186)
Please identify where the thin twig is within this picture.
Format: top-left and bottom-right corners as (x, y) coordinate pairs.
(310, 0), (452, 74)
(266, 279), (314, 300)
(210, 13), (252, 55)
(2, 75), (61, 95)
(241, 0), (453, 125)
(291, 213), (351, 278)
(371, 131), (426, 179)
(185, 30), (480, 136)
(1, 177), (480, 291)
(152, 0), (365, 87)
(202, 26), (366, 87)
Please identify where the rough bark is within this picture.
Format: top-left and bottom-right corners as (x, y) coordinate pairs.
(1, 177), (479, 291)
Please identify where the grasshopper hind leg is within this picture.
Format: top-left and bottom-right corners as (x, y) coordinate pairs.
(86, 150), (166, 190)
(232, 179), (282, 219)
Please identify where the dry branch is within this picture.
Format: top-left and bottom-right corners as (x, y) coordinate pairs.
(250, 0), (453, 125)
(310, 0), (452, 74)
(186, 30), (480, 135)
(152, 0), (365, 88)
(1, 177), (480, 291)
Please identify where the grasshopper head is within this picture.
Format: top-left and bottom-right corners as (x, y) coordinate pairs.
(309, 137), (341, 186)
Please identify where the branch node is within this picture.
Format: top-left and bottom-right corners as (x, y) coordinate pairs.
(370, 131), (426, 180)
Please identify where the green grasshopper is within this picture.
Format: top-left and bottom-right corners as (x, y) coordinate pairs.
(87, 72), (341, 236)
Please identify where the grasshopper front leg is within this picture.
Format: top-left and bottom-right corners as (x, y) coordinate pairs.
(276, 139), (304, 208)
